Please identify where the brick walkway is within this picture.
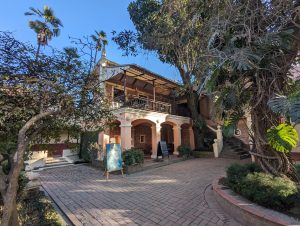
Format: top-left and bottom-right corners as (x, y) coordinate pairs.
(40, 158), (243, 226)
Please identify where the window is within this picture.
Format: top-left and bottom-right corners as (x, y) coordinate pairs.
(140, 135), (146, 143)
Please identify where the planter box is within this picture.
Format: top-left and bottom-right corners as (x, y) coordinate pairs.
(193, 151), (214, 158)
(124, 164), (143, 174)
(213, 177), (300, 226)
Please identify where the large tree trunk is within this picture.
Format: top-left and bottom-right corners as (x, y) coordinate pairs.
(249, 72), (299, 182)
(1, 111), (58, 226)
(187, 88), (204, 149)
(177, 65), (205, 150)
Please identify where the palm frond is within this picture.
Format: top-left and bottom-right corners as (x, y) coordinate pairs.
(28, 20), (45, 34)
(90, 35), (98, 42)
(99, 30), (107, 39)
(25, 5), (62, 45)
(103, 40), (108, 46)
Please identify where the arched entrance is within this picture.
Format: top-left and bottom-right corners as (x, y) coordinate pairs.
(132, 119), (155, 157)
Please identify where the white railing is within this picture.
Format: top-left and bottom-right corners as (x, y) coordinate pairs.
(112, 95), (172, 114)
(207, 124), (223, 158)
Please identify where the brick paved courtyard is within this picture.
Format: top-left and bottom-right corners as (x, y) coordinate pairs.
(40, 158), (243, 226)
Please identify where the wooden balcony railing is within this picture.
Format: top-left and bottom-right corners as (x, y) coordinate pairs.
(111, 95), (172, 114)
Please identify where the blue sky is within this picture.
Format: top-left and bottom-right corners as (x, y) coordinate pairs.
(0, 0), (180, 81)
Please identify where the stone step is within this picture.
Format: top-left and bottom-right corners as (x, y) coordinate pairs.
(45, 161), (72, 167)
(33, 163), (76, 171)
(220, 153), (251, 160)
(221, 139), (251, 160)
(46, 157), (66, 163)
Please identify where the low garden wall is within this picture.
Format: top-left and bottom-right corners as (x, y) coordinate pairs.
(212, 177), (300, 226)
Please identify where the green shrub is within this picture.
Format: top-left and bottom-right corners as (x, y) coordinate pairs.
(17, 191), (66, 226)
(178, 144), (192, 158)
(226, 163), (262, 193)
(123, 148), (144, 166)
(226, 163), (300, 211)
(241, 173), (298, 211)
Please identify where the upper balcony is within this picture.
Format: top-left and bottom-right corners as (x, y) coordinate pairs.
(101, 63), (191, 117)
(111, 94), (172, 114)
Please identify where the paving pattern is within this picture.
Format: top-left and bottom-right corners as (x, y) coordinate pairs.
(40, 158), (243, 226)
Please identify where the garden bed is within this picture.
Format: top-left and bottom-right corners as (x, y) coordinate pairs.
(213, 177), (300, 226)
(192, 151), (214, 158)
(124, 164), (143, 174)
(0, 190), (67, 226)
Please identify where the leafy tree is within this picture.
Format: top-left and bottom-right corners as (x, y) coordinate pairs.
(25, 5), (63, 59)
(204, 0), (300, 180)
(112, 0), (214, 149)
(0, 31), (113, 226)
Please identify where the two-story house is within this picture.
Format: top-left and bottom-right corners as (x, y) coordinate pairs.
(97, 56), (195, 158)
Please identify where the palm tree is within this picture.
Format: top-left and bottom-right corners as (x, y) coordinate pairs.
(25, 5), (63, 59)
(91, 30), (108, 64)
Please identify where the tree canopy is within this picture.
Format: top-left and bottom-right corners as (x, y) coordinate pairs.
(0, 31), (113, 225)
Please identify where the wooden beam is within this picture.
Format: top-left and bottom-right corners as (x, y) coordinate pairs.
(132, 78), (138, 86)
(119, 74), (125, 81)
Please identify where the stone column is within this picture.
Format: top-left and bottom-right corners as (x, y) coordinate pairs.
(120, 124), (132, 151)
(189, 127), (195, 150)
(173, 125), (181, 156)
(151, 124), (161, 158)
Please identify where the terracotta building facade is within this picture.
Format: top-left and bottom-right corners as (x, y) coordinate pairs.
(98, 60), (194, 158)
